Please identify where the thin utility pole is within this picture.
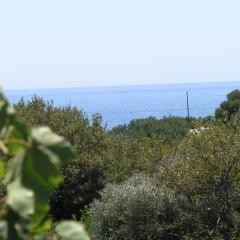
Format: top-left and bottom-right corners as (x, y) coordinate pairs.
(186, 91), (190, 120)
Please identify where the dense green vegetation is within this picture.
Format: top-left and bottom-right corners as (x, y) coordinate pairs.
(89, 175), (180, 240)
(0, 93), (89, 239)
(215, 89), (240, 121)
(14, 96), (108, 220)
(13, 96), (170, 221)
(111, 116), (194, 144)
(2, 89), (240, 239)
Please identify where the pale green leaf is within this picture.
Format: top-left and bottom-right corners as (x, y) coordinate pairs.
(7, 181), (34, 220)
(31, 127), (75, 165)
(56, 221), (90, 240)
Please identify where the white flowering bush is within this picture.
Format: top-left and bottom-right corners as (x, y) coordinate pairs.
(89, 175), (180, 240)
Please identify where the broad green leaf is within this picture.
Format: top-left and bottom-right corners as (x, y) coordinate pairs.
(27, 127), (73, 224)
(32, 219), (52, 235)
(5, 126), (74, 235)
(31, 127), (75, 165)
(21, 146), (62, 228)
(0, 94), (10, 133)
(7, 180), (34, 220)
(56, 221), (90, 240)
(5, 150), (25, 185)
(0, 160), (5, 178)
(0, 93), (80, 239)
(5, 121), (28, 154)
(0, 93), (28, 154)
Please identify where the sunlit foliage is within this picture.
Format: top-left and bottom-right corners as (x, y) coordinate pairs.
(0, 93), (89, 239)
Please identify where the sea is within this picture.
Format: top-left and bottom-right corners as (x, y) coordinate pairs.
(5, 81), (240, 129)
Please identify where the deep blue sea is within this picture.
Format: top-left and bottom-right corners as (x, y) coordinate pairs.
(5, 81), (240, 128)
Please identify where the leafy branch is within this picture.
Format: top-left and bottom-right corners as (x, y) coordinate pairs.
(0, 92), (90, 239)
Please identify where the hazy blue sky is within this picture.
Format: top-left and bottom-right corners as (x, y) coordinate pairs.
(1, 0), (240, 90)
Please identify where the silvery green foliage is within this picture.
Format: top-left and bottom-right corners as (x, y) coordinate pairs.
(89, 175), (180, 240)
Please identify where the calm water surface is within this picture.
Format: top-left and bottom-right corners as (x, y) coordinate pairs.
(6, 81), (240, 128)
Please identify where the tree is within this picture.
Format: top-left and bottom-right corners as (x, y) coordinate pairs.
(215, 89), (240, 121)
(89, 175), (181, 240)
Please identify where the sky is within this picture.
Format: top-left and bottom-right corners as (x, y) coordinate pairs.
(1, 0), (240, 90)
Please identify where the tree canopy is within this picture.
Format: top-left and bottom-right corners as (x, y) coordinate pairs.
(215, 89), (240, 121)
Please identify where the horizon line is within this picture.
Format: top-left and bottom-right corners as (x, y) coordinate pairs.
(4, 79), (240, 92)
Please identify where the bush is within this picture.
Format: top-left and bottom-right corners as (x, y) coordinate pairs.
(50, 161), (105, 220)
(158, 117), (240, 239)
(103, 136), (170, 183)
(110, 116), (194, 144)
(215, 89), (240, 121)
(14, 96), (108, 220)
(89, 175), (181, 240)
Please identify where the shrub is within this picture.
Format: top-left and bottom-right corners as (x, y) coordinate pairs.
(14, 96), (108, 220)
(89, 175), (181, 240)
(104, 136), (169, 183)
(50, 161), (105, 220)
(215, 89), (240, 121)
(159, 117), (240, 239)
(110, 116), (194, 144)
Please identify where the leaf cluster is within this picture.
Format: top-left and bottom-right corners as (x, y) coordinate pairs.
(0, 92), (89, 239)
